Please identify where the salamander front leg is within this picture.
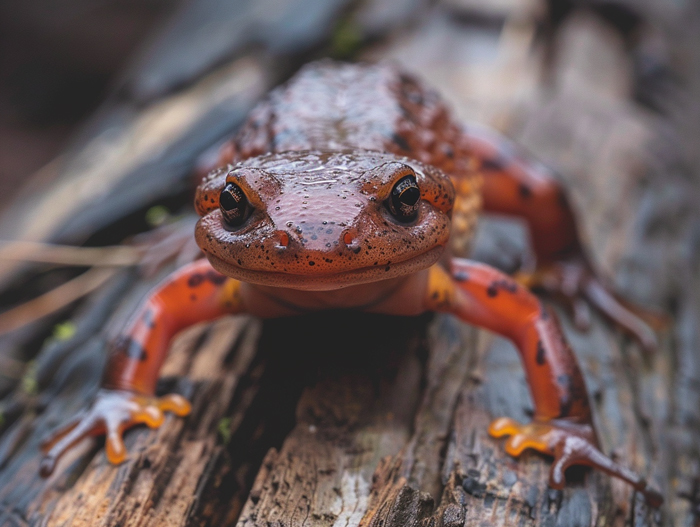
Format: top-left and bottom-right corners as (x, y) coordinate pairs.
(423, 259), (663, 507)
(460, 125), (662, 353)
(40, 259), (244, 476)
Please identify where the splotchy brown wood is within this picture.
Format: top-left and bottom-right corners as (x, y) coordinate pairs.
(1, 0), (698, 524)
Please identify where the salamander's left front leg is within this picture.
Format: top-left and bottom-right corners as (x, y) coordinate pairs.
(424, 259), (663, 507)
(40, 259), (243, 476)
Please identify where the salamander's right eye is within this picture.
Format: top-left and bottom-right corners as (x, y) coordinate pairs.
(220, 183), (251, 228)
(387, 174), (420, 223)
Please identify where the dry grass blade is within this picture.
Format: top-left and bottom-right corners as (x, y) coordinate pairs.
(0, 241), (144, 267)
(0, 267), (119, 336)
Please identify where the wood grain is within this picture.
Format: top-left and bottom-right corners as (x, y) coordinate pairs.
(0, 0), (698, 525)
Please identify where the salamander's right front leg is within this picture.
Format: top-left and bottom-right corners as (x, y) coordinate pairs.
(40, 259), (243, 476)
(424, 259), (663, 507)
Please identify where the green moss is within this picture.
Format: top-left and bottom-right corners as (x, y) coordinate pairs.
(52, 321), (77, 341)
(146, 205), (171, 227)
(21, 361), (38, 396)
(331, 18), (363, 59)
(217, 417), (232, 445)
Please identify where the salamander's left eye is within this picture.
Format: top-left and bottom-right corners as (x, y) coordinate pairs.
(220, 183), (251, 228)
(387, 175), (420, 223)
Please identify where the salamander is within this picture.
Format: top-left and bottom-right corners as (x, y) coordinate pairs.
(40, 61), (662, 506)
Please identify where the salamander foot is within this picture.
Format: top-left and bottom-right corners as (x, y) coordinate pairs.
(488, 416), (663, 507)
(40, 389), (191, 476)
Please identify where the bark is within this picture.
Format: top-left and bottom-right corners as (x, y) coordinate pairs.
(1, 1), (699, 526)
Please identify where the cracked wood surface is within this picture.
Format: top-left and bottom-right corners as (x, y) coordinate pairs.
(0, 1), (699, 526)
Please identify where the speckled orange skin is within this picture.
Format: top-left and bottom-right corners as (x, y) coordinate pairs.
(40, 61), (661, 506)
(195, 151), (452, 290)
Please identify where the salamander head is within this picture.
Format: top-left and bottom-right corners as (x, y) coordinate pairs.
(194, 150), (454, 290)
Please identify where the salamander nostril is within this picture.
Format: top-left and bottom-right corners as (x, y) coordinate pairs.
(342, 229), (361, 254)
(277, 231), (289, 248)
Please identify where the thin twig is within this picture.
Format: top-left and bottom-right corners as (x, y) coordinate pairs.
(0, 267), (119, 336)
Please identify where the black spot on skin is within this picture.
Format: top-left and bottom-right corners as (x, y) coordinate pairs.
(115, 336), (148, 361)
(454, 270), (469, 282)
(557, 375), (573, 417)
(487, 279), (518, 298)
(481, 157), (506, 171)
(143, 309), (156, 329)
(206, 270), (227, 285)
(518, 183), (533, 199)
(385, 266), (391, 272)
(536, 341), (546, 365)
(557, 374), (571, 389)
(188, 273), (204, 288)
(309, 261), (315, 266)
(432, 292), (439, 300)
(352, 246), (361, 254)
(391, 133), (411, 151)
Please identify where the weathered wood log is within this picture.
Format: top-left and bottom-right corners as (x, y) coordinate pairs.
(1, 0), (699, 526)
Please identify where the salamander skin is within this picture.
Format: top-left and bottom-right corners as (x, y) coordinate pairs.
(41, 61), (662, 507)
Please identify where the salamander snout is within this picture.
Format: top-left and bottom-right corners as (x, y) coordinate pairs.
(271, 222), (360, 255)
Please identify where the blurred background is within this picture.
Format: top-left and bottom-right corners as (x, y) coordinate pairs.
(0, 1), (185, 210)
(0, 0), (699, 525)
(1, 0), (696, 212)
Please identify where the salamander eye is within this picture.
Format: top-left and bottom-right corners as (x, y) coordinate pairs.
(220, 183), (251, 228)
(387, 174), (420, 223)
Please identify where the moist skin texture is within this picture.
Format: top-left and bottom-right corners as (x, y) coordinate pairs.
(195, 150), (454, 290)
(194, 61), (482, 291)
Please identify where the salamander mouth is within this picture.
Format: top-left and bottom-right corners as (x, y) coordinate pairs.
(203, 245), (444, 291)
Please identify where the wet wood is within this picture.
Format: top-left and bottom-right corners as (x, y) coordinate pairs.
(236, 315), (475, 527)
(0, 311), (263, 526)
(0, 0), (699, 526)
